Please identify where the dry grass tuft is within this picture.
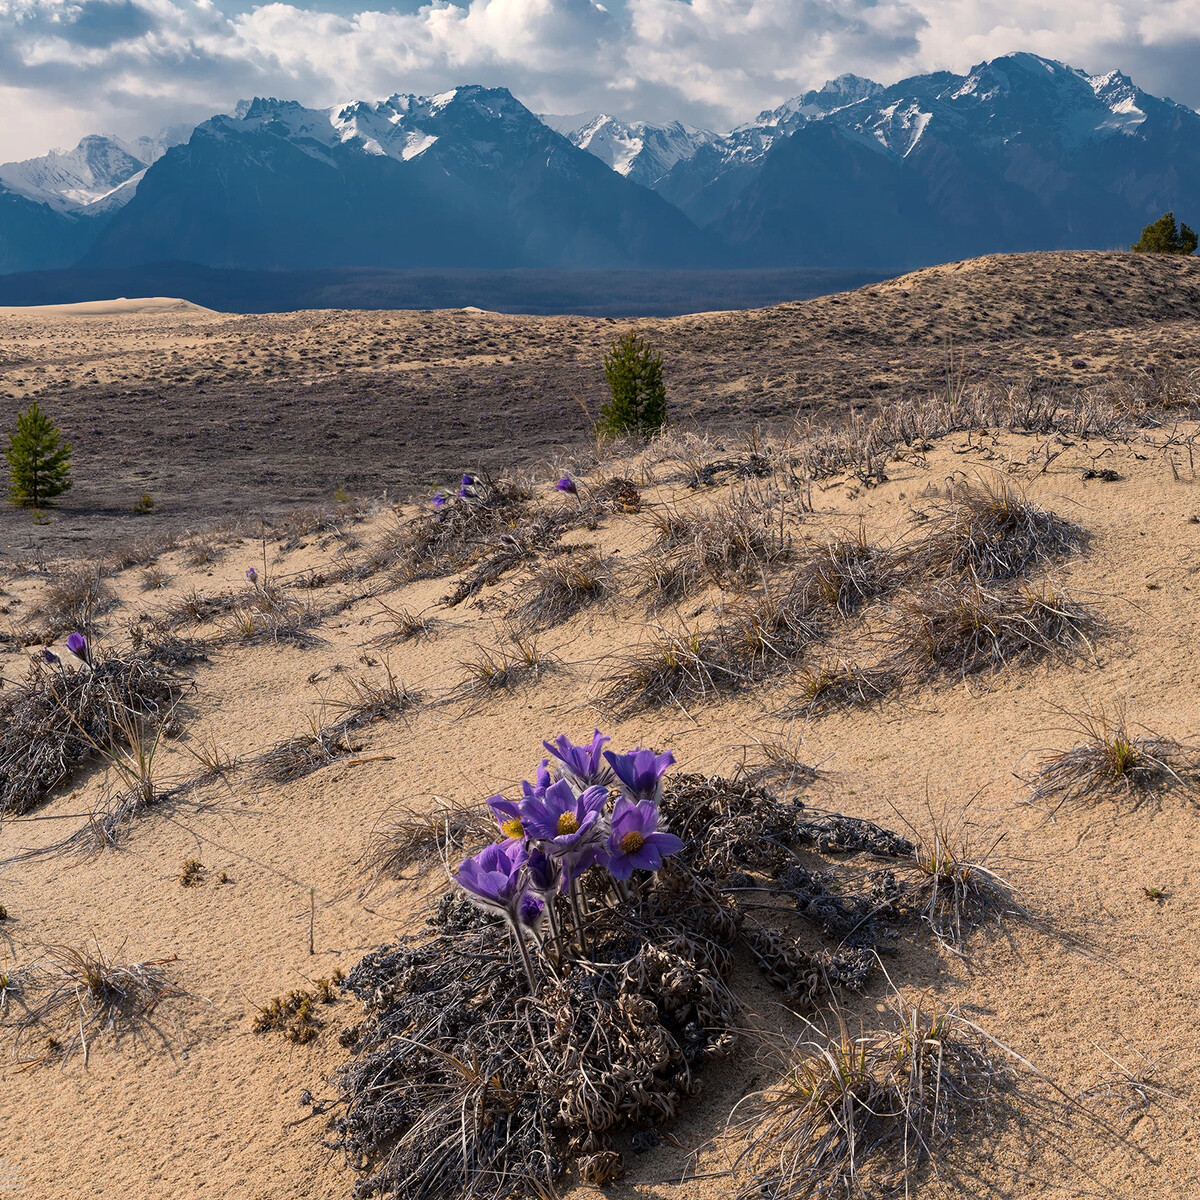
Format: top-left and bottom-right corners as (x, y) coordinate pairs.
(452, 631), (557, 706)
(882, 580), (1096, 681)
(5, 941), (189, 1067)
(787, 664), (894, 717)
(508, 551), (610, 629)
(905, 477), (1081, 582)
(600, 627), (736, 716)
(371, 600), (437, 646)
(1028, 707), (1200, 811)
(29, 563), (115, 636)
(794, 526), (900, 616)
(361, 799), (494, 890)
(0, 652), (180, 818)
(899, 811), (1025, 953)
(730, 997), (1014, 1200)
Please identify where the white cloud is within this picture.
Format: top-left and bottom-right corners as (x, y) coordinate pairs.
(0, 0), (1195, 160)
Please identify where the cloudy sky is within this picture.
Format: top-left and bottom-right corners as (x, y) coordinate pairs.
(0, 0), (1197, 160)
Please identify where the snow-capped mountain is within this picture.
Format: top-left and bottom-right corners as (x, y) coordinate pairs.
(0, 127), (191, 215)
(1, 55), (1197, 280)
(714, 53), (1200, 267)
(654, 74), (884, 225)
(557, 116), (718, 188)
(85, 87), (712, 271)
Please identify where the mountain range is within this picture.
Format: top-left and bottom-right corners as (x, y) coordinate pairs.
(1, 53), (1197, 284)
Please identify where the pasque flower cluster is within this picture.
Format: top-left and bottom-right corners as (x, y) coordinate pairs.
(453, 731), (683, 987)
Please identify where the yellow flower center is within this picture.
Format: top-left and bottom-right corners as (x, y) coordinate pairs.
(557, 811), (580, 835)
(501, 818), (524, 839)
(619, 830), (646, 854)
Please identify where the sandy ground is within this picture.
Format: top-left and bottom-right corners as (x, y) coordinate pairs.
(0, 402), (1198, 1197)
(0, 249), (1198, 559)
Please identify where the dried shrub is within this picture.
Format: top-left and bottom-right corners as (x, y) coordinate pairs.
(5, 942), (189, 1067)
(29, 563), (115, 636)
(331, 773), (942, 1200)
(509, 552), (610, 629)
(882, 580), (1096, 681)
(1028, 707), (1200, 811)
(730, 998), (1014, 1200)
(904, 477), (1082, 583)
(0, 653), (180, 817)
(371, 600), (437, 646)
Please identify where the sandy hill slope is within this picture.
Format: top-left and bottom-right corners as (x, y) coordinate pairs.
(0, 250), (1197, 559)
(0, 371), (1198, 1197)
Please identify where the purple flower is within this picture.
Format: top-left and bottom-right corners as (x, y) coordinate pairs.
(66, 632), (89, 664)
(486, 794), (525, 841)
(245, 567), (258, 584)
(521, 759), (553, 802)
(521, 779), (609, 877)
(606, 798), (684, 880)
(518, 893), (545, 931)
(603, 748), (676, 804)
(543, 730), (611, 789)
(526, 846), (562, 895)
(432, 492), (448, 510)
(455, 839), (528, 916)
(41, 647), (61, 666)
(555, 475), (577, 495)
(461, 474), (475, 487)
(459, 485), (472, 499)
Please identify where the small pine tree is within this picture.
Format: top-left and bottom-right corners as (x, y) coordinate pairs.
(599, 332), (667, 438)
(5, 400), (72, 507)
(1131, 211), (1198, 255)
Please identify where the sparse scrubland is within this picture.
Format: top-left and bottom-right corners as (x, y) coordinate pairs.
(1, 252), (1199, 1199)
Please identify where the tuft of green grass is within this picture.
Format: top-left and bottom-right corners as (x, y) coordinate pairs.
(179, 858), (205, 887)
(1028, 706), (1199, 811)
(730, 996), (1014, 1200)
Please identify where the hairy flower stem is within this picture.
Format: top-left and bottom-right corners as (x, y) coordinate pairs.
(506, 920), (538, 994)
(568, 881), (592, 960)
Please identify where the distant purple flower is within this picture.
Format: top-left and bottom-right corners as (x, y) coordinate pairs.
(41, 647), (61, 666)
(459, 485), (472, 499)
(521, 759), (553, 802)
(603, 748), (676, 804)
(245, 567), (258, 584)
(486, 794), (526, 841)
(543, 730), (611, 789)
(1070, 358), (1087, 370)
(432, 492), (448, 510)
(462, 474), (475, 487)
(555, 475), (577, 495)
(455, 839), (528, 916)
(606, 798), (684, 880)
(66, 632), (89, 664)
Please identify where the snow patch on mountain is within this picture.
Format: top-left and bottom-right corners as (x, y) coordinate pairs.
(564, 115), (717, 186)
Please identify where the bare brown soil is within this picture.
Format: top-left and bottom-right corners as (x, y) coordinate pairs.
(1, 250), (1198, 560)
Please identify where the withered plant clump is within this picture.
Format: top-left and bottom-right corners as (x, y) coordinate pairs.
(904, 477), (1082, 583)
(882, 580), (1096, 681)
(0, 651), (181, 817)
(330, 771), (966, 1200)
(730, 997), (1014, 1200)
(1028, 708), (1200, 811)
(383, 474), (534, 583)
(508, 551), (611, 630)
(2, 941), (189, 1067)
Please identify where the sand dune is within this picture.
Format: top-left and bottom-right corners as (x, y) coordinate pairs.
(0, 296), (214, 318)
